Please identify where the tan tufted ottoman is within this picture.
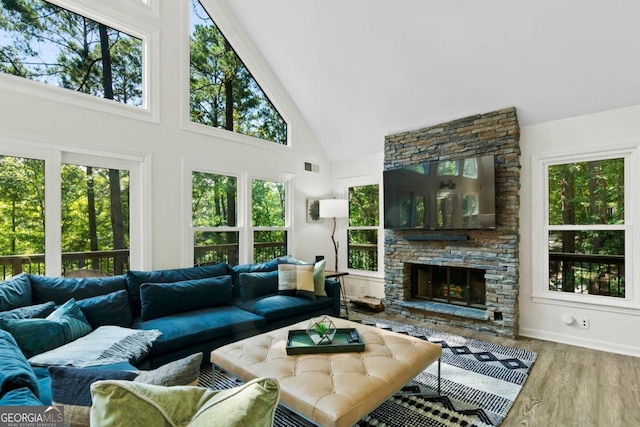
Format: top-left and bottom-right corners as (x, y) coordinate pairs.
(210, 316), (442, 427)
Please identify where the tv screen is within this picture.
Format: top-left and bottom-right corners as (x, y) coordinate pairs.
(383, 155), (496, 230)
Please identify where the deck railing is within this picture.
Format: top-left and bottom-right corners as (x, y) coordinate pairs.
(549, 252), (625, 297)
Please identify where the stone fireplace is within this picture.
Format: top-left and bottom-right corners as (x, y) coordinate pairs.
(384, 108), (521, 338)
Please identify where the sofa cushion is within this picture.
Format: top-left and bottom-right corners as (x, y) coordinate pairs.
(0, 301), (55, 321)
(29, 275), (127, 305)
(134, 353), (202, 386)
(0, 274), (32, 311)
(132, 306), (265, 355)
(277, 264), (315, 300)
(0, 299), (92, 358)
(140, 275), (232, 321)
(90, 377), (279, 427)
(0, 387), (42, 406)
(126, 264), (229, 316)
(76, 290), (132, 328)
(0, 329), (40, 399)
(238, 271), (278, 302)
(230, 259), (280, 299)
(237, 294), (334, 322)
(279, 256), (327, 297)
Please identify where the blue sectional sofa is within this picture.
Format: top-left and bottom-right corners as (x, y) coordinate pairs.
(0, 257), (341, 407)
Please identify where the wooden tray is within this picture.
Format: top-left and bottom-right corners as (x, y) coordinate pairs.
(286, 328), (364, 355)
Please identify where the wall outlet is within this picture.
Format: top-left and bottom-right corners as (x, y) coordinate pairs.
(579, 317), (590, 329)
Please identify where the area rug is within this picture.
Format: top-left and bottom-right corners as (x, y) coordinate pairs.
(199, 316), (537, 427)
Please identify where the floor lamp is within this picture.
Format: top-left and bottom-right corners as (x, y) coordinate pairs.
(319, 199), (349, 271)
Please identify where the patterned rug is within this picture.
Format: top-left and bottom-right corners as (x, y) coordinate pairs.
(199, 316), (536, 427)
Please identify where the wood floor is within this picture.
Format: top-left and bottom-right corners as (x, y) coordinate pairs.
(355, 309), (640, 427)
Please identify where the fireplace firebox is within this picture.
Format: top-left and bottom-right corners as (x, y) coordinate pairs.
(411, 264), (486, 309)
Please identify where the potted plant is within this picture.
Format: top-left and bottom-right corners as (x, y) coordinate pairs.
(306, 316), (336, 345)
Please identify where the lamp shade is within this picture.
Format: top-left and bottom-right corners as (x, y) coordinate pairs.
(319, 199), (349, 218)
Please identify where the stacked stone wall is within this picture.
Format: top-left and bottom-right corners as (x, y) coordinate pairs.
(384, 107), (521, 337)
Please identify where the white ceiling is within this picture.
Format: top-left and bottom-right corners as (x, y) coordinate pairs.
(225, 0), (640, 162)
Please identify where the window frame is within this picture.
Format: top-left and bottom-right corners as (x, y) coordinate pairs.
(0, 0), (159, 123)
(531, 144), (640, 311)
(340, 175), (383, 277)
(0, 138), (149, 276)
(184, 160), (292, 266)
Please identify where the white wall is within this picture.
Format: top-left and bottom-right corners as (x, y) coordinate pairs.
(519, 104), (640, 357)
(0, 0), (336, 270)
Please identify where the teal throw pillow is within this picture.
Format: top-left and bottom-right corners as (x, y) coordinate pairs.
(0, 301), (56, 321)
(238, 271), (279, 302)
(76, 290), (132, 328)
(140, 275), (233, 321)
(0, 274), (32, 311)
(0, 299), (92, 358)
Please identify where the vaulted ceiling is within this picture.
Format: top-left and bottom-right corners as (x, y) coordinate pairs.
(225, 0), (640, 162)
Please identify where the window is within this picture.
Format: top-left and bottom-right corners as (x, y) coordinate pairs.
(189, 169), (290, 265)
(189, 0), (287, 145)
(251, 178), (287, 262)
(547, 158), (625, 298)
(0, 0), (143, 106)
(191, 171), (240, 265)
(0, 147), (144, 279)
(533, 148), (635, 308)
(347, 184), (380, 272)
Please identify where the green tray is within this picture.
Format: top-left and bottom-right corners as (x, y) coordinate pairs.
(286, 328), (364, 355)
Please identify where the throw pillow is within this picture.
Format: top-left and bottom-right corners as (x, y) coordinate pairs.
(277, 264), (315, 300)
(238, 271), (279, 302)
(0, 387), (42, 406)
(90, 377), (280, 427)
(279, 256), (327, 297)
(140, 275), (233, 321)
(0, 274), (32, 311)
(126, 263), (230, 316)
(0, 329), (41, 400)
(0, 301), (56, 321)
(76, 290), (132, 328)
(49, 366), (139, 427)
(134, 353), (203, 386)
(29, 275), (127, 305)
(0, 299), (92, 358)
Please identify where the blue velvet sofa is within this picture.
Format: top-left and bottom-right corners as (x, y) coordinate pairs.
(0, 257), (341, 403)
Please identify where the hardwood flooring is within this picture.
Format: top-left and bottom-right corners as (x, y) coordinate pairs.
(354, 309), (640, 427)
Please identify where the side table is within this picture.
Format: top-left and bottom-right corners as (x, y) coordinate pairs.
(325, 270), (349, 318)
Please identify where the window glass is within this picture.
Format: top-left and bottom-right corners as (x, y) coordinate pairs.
(546, 157), (625, 299)
(436, 160), (459, 176)
(0, 155), (45, 278)
(61, 164), (130, 275)
(0, 0), (143, 106)
(347, 184), (379, 272)
(189, 0), (287, 144)
(251, 179), (286, 260)
(194, 231), (239, 266)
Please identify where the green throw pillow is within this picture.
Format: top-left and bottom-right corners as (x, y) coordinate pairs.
(0, 299), (92, 358)
(90, 377), (279, 427)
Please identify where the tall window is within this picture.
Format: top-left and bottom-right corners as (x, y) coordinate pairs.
(0, 149), (141, 279)
(191, 171), (239, 265)
(546, 157), (626, 299)
(347, 184), (379, 272)
(251, 179), (287, 262)
(189, 0), (287, 145)
(0, 155), (45, 277)
(61, 164), (130, 275)
(0, 0), (143, 106)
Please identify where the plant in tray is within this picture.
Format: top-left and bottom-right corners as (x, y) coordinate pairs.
(306, 316), (336, 345)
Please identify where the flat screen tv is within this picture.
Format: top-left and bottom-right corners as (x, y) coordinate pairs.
(383, 154), (496, 230)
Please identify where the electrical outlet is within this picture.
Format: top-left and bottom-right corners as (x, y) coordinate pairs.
(579, 317), (590, 329)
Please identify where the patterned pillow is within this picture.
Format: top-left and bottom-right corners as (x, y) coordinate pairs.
(277, 264), (315, 300)
(0, 299), (92, 358)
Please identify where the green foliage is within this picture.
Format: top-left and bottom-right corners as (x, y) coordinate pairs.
(348, 184), (379, 271)
(189, 0), (287, 144)
(192, 172), (237, 227)
(251, 179), (285, 227)
(0, 0), (142, 105)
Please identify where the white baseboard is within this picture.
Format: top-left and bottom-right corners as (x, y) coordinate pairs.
(519, 327), (640, 358)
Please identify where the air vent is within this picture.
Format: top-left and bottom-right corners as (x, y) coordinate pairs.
(304, 162), (319, 173)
